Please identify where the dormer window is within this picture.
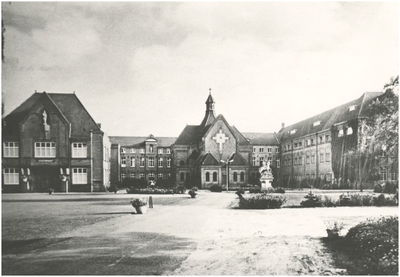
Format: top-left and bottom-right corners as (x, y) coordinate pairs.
(313, 121), (321, 127)
(347, 127), (353, 135)
(338, 129), (344, 137)
(349, 105), (357, 112)
(290, 129), (297, 135)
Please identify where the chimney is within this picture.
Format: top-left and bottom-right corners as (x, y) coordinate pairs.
(281, 122), (285, 129)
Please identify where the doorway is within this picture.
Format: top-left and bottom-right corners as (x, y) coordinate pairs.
(31, 167), (60, 192)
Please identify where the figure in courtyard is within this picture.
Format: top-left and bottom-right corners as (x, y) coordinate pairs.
(259, 160), (272, 177)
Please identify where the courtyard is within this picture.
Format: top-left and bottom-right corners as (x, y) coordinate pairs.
(2, 191), (398, 275)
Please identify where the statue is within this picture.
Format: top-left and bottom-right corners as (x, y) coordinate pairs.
(259, 160), (272, 177)
(42, 110), (48, 125)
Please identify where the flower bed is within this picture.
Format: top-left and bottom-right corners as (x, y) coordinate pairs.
(126, 187), (174, 194)
(238, 193), (287, 209)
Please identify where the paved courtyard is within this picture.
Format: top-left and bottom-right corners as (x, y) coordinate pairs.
(2, 191), (398, 275)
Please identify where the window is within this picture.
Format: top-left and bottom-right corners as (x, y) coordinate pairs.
(306, 139), (310, 147)
(180, 172), (185, 182)
(259, 147), (264, 152)
(349, 105), (357, 112)
(319, 136), (323, 143)
(276, 147), (279, 153)
(294, 157), (298, 166)
(233, 172), (238, 182)
(166, 148), (171, 154)
(298, 142), (302, 147)
(3, 142), (19, 157)
(179, 160), (185, 166)
(311, 174), (315, 180)
(149, 145), (154, 153)
(240, 172), (245, 182)
(148, 157), (155, 167)
(140, 148), (145, 154)
(294, 143), (298, 148)
(267, 148), (272, 153)
(139, 173), (145, 179)
(298, 156), (302, 165)
(252, 157), (256, 166)
(139, 157), (145, 167)
(306, 155), (310, 164)
(338, 129), (344, 137)
(267, 157), (272, 162)
(253, 147), (256, 153)
(148, 172), (155, 180)
(380, 167), (387, 181)
(35, 142), (56, 157)
(121, 173), (126, 180)
(320, 153), (324, 163)
(290, 129), (297, 135)
(206, 172), (210, 182)
(158, 157), (163, 167)
(158, 173), (163, 179)
(391, 172), (398, 181)
(167, 158), (171, 168)
(311, 153), (315, 164)
(3, 168), (19, 184)
(259, 157), (264, 166)
(121, 156), (126, 167)
(313, 121), (321, 127)
(130, 148), (136, 153)
(121, 148), (125, 153)
(276, 159), (280, 168)
(212, 172), (217, 182)
(130, 173), (135, 178)
(347, 127), (353, 135)
(158, 148), (163, 154)
(130, 157), (135, 167)
(326, 153), (331, 162)
(311, 139), (314, 145)
(325, 135), (330, 142)
(73, 168), (87, 184)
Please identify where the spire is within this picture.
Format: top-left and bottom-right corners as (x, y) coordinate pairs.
(200, 89), (216, 129)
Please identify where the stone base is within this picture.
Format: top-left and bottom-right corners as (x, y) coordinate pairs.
(260, 178), (273, 191)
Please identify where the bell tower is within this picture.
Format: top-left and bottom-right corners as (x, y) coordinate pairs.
(200, 88), (216, 130)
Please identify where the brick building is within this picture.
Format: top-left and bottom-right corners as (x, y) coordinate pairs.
(277, 91), (398, 189)
(109, 135), (176, 184)
(173, 92), (280, 189)
(2, 92), (111, 192)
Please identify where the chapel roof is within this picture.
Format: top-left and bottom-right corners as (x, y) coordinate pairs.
(242, 132), (280, 145)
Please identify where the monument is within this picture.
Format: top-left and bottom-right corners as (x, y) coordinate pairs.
(259, 160), (273, 191)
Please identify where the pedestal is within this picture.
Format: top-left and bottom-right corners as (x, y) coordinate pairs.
(260, 176), (273, 191)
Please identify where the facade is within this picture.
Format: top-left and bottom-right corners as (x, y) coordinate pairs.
(173, 93), (280, 189)
(109, 135), (176, 184)
(2, 92), (111, 192)
(277, 91), (398, 189)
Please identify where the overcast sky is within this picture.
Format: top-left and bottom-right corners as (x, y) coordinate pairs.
(2, 1), (398, 137)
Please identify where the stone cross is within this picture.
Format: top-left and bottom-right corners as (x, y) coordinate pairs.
(212, 129), (229, 152)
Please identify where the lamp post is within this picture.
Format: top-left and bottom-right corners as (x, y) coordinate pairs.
(221, 152), (235, 192)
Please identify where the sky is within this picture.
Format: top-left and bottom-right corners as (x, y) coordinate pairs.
(1, 1), (399, 137)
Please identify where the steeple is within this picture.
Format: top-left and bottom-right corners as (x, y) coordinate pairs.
(200, 88), (216, 129)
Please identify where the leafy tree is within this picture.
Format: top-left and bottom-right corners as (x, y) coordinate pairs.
(345, 76), (398, 190)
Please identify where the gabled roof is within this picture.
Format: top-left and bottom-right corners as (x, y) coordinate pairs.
(242, 132), (279, 145)
(278, 92), (382, 142)
(174, 125), (201, 145)
(198, 152), (220, 166)
(109, 136), (176, 147)
(3, 92), (101, 137)
(229, 152), (248, 166)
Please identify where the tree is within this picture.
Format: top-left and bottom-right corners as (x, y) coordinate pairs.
(346, 76), (398, 190)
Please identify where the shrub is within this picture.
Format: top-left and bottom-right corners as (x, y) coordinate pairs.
(274, 187), (285, 194)
(300, 192), (323, 207)
(345, 216), (398, 275)
(238, 193), (287, 209)
(209, 185), (223, 192)
(236, 189), (245, 196)
(126, 187), (174, 194)
(383, 181), (398, 194)
(374, 183), (383, 193)
(373, 194), (398, 206)
(263, 187), (276, 194)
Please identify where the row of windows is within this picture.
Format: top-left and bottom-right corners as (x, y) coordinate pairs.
(338, 127), (353, 137)
(3, 168), (88, 185)
(121, 172), (171, 180)
(284, 135), (331, 152)
(121, 157), (171, 168)
(252, 147), (279, 153)
(121, 147), (171, 154)
(283, 152), (331, 166)
(3, 142), (89, 158)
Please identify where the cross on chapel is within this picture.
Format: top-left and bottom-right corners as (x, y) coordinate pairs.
(212, 129), (229, 152)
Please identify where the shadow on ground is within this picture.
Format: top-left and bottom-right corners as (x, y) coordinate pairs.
(2, 232), (196, 275)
